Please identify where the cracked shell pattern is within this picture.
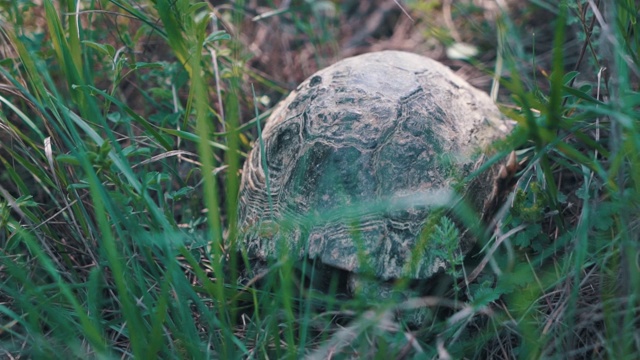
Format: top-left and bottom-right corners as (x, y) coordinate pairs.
(238, 51), (508, 280)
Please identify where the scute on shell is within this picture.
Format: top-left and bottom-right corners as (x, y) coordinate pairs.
(238, 51), (508, 280)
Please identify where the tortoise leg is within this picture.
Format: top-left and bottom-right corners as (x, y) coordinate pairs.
(482, 150), (521, 221)
(347, 273), (400, 301)
(347, 274), (433, 327)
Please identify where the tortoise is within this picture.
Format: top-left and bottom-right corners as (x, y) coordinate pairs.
(237, 50), (510, 296)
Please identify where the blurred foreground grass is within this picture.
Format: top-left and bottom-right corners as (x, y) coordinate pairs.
(0, 0), (639, 358)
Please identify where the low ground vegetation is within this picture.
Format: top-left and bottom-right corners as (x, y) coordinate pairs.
(0, 0), (638, 358)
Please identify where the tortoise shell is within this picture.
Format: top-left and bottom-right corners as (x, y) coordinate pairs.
(238, 51), (508, 281)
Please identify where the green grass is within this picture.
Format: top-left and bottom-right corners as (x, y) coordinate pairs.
(0, 0), (639, 358)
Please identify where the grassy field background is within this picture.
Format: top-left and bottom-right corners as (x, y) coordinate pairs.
(1, 0), (639, 358)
